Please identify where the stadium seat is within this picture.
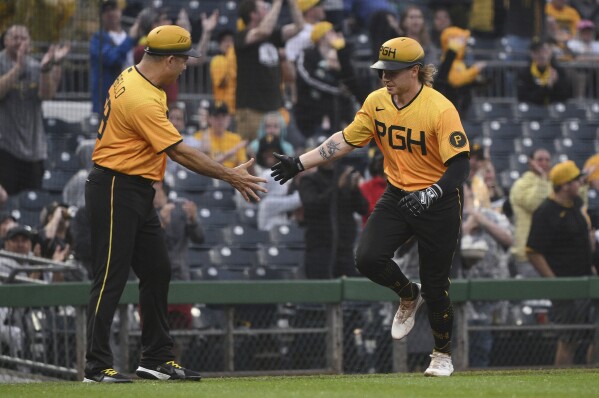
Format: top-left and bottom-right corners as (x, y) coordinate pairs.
(476, 101), (515, 120)
(197, 208), (237, 228)
(523, 120), (564, 141)
(12, 209), (41, 228)
(249, 266), (300, 280)
(268, 223), (305, 249)
(17, 190), (53, 211)
(221, 225), (269, 248)
(209, 245), (258, 268)
(187, 246), (213, 268)
(237, 207), (258, 228)
(257, 245), (303, 268)
(47, 150), (81, 172)
(173, 169), (214, 192)
(198, 189), (236, 210)
(499, 169), (521, 191)
(555, 137), (598, 166)
(196, 226), (225, 248)
(563, 120), (598, 141)
(462, 120), (484, 142)
(198, 265), (250, 281)
(42, 170), (76, 193)
(514, 102), (551, 120)
(550, 102), (588, 120)
(484, 120), (524, 139)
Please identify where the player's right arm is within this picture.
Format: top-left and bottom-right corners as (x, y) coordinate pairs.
(166, 142), (267, 202)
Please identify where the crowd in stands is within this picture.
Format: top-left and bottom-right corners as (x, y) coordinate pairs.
(1, 0), (599, 367)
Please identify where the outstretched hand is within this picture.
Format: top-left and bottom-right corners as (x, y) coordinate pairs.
(270, 153), (304, 185)
(231, 158), (268, 202)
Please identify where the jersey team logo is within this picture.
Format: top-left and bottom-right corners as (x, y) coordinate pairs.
(448, 131), (467, 148)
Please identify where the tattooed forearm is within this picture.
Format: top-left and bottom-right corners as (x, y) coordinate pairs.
(318, 139), (342, 160)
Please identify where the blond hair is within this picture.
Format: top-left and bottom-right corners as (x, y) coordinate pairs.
(418, 64), (437, 87)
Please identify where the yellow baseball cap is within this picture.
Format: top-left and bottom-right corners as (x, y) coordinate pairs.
(584, 154), (599, 181)
(311, 21), (333, 43)
(144, 25), (199, 57)
(549, 160), (584, 186)
(298, 0), (322, 12)
(370, 37), (424, 71)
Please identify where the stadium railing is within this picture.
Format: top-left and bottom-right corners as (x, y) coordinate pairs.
(0, 277), (598, 381)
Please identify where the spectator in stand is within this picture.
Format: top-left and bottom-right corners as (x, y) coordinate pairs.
(249, 111), (295, 173)
(37, 202), (73, 262)
(468, 0), (505, 51)
(285, 0), (327, 64)
(460, 183), (512, 368)
(527, 160), (596, 366)
(298, 142), (369, 278)
(210, 30), (237, 115)
(132, 7), (218, 104)
(430, 7), (452, 52)
(516, 39), (571, 106)
(466, 143), (491, 210)
(90, 0), (140, 115)
(193, 102), (248, 168)
(0, 184), (7, 209)
(295, 21), (359, 139)
(546, 0), (582, 45)
(284, 0), (327, 105)
(256, 147), (302, 232)
(503, 0), (545, 61)
(483, 160), (507, 212)
(400, 6), (434, 65)
(568, 19), (599, 59)
(435, 26), (487, 117)
(343, 0), (394, 29)
(368, 10), (403, 65)
(235, 0), (305, 141)
(358, 149), (386, 226)
(0, 24), (70, 195)
(0, 212), (17, 249)
(63, 139), (96, 209)
(168, 104), (187, 135)
(567, 19), (599, 97)
(509, 148), (552, 277)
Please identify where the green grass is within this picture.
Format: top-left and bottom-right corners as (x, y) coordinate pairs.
(1, 369), (599, 398)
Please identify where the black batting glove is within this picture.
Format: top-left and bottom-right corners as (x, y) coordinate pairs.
(398, 184), (443, 217)
(270, 153), (305, 185)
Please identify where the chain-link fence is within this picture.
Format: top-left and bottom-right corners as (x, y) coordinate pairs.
(1, 280), (598, 383)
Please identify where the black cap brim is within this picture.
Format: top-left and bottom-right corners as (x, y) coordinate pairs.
(370, 60), (423, 70)
(144, 47), (200, 58)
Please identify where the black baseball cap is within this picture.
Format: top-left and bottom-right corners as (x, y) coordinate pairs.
(209, 101), (229, 116)
(5, 225), (32, 241)
(144, 25), (199, 58)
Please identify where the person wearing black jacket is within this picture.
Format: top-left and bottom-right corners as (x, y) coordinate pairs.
(298, 155), (369, 279)
(517, 39), (571, 105)
(294, 21), (364, 139)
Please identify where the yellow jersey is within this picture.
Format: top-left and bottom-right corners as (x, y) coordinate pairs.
(92, 66), (182, 180)
(343, 85), (469, 191)
(193, 129), (247, 169)
(210, 46), (237, 114)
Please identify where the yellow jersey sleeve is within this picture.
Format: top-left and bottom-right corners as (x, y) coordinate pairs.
(436, 107), (469, 164)
(130, 102), (182, 154)
(342, 91), (382, 147)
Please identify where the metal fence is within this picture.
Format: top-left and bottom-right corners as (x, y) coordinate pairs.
(1, 278), (598, 383)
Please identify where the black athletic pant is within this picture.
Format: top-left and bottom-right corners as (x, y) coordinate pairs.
(356, 182), (461, 352)
(85, 166), (174, 374)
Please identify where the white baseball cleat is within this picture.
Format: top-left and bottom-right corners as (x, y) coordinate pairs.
(391, 282), (424, 340)
(424, 350), (454, 377)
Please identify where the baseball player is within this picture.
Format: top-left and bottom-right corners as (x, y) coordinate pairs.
(271, 37), (470, 376)
(84, 25), (266, 383)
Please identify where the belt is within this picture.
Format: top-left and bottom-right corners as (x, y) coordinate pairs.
(93, 164), (156, 186)
(387, 181), (409, 196)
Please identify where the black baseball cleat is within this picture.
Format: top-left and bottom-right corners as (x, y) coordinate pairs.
(83, 368), (132, 383)
(136, 361), (201, 381)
